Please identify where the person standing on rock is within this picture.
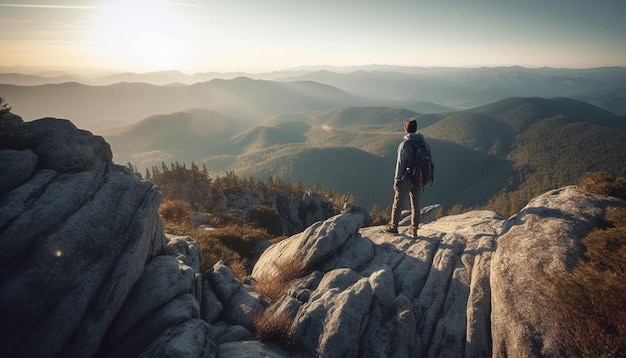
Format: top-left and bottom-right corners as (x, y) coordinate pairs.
(383, 118), (432, 237)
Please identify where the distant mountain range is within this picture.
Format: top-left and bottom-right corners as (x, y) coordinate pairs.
(1, 77), (363, 130)
(2, 67), (625, 215)
(2, 66), (625, 116)
(277, 66), (626, 115)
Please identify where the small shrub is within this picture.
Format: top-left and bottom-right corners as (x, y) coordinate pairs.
(193, 229), (243, 271)
(159, 199), (192, 222)
(251, 306), (294, 343)
(579, 172), (626, 200)
(0, 97), (11, 115)
(189, 224), (269, 279)
(369, 204), (391, 226)
(209, 225), (270, 259)
(249, 205), (282, 235)
(435, 206), (445, 220)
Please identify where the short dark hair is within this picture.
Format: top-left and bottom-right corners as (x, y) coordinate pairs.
(404, 118), (417, 133)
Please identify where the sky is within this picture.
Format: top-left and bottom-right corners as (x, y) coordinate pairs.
(1, 0), (625, 74)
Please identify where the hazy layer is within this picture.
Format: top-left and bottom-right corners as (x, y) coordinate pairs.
(1, 0), (625, 73)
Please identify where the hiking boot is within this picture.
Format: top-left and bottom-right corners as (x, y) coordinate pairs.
(409, 226), (418, 238)
(382, 225), (398, 234)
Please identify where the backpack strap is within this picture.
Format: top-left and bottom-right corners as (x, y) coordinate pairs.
(404, 140), (419, 184)
(405, 139), (424, 161)
(404, 140), (417, 168)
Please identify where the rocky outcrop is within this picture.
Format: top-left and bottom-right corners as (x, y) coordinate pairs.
(0, 116), (214, 357)
(2, 115), (624, 358)
(253, 187), (625, 357)
(490, 187), (624, 356)
(219, 189), (338, 235)
(155, 169), (339, 237)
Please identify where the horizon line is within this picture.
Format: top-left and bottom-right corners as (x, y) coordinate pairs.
(1, 63), (625, 76)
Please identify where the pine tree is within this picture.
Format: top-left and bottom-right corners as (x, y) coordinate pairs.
(0, 97), (11, 115)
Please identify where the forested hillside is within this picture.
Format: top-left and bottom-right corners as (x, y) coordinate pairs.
(422, 97), (626, 214)
(226, 98), (626, 216)
(112, 97), (626, 217)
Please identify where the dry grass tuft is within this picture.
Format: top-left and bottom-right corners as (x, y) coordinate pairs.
(606, 206), (626, 228)
(250, 258), (307, 347)
(541, 268), (626, 357)
(227, 259), (248, 281)
(252, 307), (295, 343)
(253, 258), (305, 303)
(252, 275), (287, 303)
(274, 258), (305, 283)
(537, 202), (626, 357)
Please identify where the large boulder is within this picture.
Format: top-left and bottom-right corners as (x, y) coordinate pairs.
(252, 213), (364, 279)
(292, 268), (373, 357)
(208, 261), (264, 331)
(0, 116), (212, 357)
(490, 186), (625, 357)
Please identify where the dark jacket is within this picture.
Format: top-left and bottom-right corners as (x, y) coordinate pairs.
(393, 132), (428, 185)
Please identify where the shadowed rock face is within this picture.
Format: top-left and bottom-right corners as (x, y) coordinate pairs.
(2, 115), (625, 358)
(0, 116), (214, 357)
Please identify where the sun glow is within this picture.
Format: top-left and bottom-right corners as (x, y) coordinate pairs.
(95, 0), (196, 70)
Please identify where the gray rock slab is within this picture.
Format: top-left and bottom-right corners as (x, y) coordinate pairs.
(138, 319), (217, 358)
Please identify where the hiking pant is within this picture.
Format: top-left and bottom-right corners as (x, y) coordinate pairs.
(389, 180), (421, 231)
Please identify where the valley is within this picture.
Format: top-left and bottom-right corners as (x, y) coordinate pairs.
(2, 66), (625, 216)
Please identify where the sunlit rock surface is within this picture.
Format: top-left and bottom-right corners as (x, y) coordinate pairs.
(253, 188), (624, 357)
